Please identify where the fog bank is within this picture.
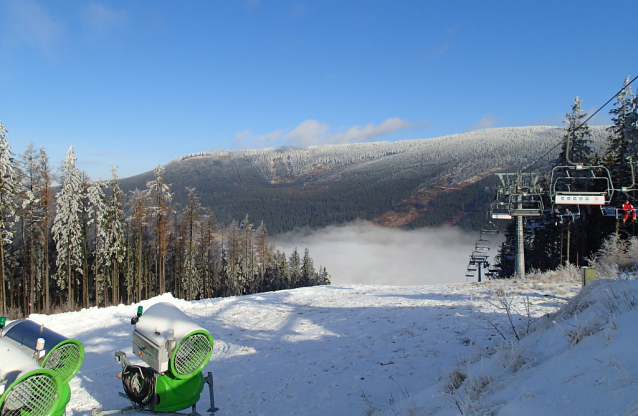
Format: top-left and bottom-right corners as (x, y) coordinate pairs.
(275, 221), (497, 285)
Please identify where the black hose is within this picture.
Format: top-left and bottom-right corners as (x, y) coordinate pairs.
(121, 365), (157, 407)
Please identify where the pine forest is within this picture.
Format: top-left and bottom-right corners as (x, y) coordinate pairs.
(0, 133), (330, 317)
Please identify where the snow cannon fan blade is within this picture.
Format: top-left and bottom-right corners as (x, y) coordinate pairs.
(131, 302), (214, 379)
(1, 319), (84, 384)
(0, 337), (64, 416)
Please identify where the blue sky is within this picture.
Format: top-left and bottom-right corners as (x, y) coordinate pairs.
(1, 0), (637, 180)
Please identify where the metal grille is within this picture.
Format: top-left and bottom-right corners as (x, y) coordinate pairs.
(173, 333), (212, 375)
(1, 374), (58, 416)
(45, 343), (81, 383)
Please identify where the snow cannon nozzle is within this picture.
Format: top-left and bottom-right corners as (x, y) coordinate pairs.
(131, 306), (143, 325)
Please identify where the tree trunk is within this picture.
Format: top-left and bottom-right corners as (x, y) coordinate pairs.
(0, 242), (5, 315)
(67, 245), (73, 310)
(112, 262), (119, 305)
(29, 238), (34, 314)
(83, 233), (88, 308)
(137, 228), (142, 303)
(44, 223), (50, 313)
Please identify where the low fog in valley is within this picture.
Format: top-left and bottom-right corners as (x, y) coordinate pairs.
(275, 221), (491, 285)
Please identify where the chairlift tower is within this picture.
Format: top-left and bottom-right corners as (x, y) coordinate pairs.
(494, 172), (543, 279)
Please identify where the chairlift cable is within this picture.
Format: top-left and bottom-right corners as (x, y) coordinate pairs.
(523, 74), (638, 173)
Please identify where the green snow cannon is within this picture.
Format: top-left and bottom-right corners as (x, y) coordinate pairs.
(116, 302), (214, 413)
(1, 319), (85, 415)
(0, 337), (64, 416)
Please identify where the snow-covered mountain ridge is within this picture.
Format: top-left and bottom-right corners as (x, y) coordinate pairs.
(168, 126), (605, 185)
(23, 273), (638, 415)
(119, 126), (609, 232)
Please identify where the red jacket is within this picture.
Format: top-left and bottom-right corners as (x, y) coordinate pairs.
(623, 202), (635, 212)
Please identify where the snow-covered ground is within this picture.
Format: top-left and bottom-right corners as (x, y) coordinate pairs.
(10, 275), (638, 415)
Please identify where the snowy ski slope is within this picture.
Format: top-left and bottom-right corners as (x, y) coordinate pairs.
(16, 273), (638, 415)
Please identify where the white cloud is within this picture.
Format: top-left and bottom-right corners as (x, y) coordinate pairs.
(275, 221), (488, 286)
(2, 0), (65, 56)
(467, 114), (500, 131)
(245, 0), (260, 12)
(285, 119), (330, 146)
(328, 117), (416, 144)
(80, 2), (128, 37)
(233, 129), (283, 149)
(232, 117), (424, 149)
(425, 25), (457, 61)
(284, 117), (420, 147)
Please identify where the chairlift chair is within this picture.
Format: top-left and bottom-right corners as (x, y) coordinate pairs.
(601, 205), (622, 219)
(481, 220), (500, 235)
(490, 202), (512, 220)
(552, 204), (581, 223)
(525, 219), (546, 228)
(475, 239), (490, 252)
(509, 193), (544, 217)
(485, 270), (497, 279)
(550, 164), (614, 206)
(470, 251), (489, 263)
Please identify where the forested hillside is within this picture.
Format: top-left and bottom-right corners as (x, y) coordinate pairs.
(119, 126), (609, 233)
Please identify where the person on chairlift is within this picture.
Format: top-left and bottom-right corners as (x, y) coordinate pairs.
(553, 208), (562, 226)
(622, 200), (636, 223)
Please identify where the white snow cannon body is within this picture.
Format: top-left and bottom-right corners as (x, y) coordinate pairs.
(106, 302), (216, 415)
(0, 337), (64, 416)
(0, 317), (84, 416)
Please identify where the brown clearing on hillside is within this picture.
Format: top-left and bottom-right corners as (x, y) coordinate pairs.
(373, 168), (505, 227)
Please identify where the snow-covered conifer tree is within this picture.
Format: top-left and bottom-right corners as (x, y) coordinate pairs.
(557, 96), (592, 166)
(146, 165), (173, 294)
(301, 247), (315, 287)
(36, 147), (54, 312)
(241, 215), (255, 293)
(254, 220), (272, 290)
(18, 141), (46, 314)
(103, 165), (126, 304)
(52, 146), (84, 308)
(127, 188), (149, 302)
(0, 122), (18, 315)
(226, 220), (242, 294)
(183, 187), (202, 300)
(275, 251), (290, 290)
(86, 180), (107, 306)
(200, 208), (217, 299)
(289, 247), (301, 288)
(319, 266), (331, 285)
(605, 76), (638, 188)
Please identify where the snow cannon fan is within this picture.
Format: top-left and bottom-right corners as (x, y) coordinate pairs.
(0, 318), (84, 384)
(0, 318), (84, 416)
(0, 337), (64, 416)
(113, 302), (215, 414)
